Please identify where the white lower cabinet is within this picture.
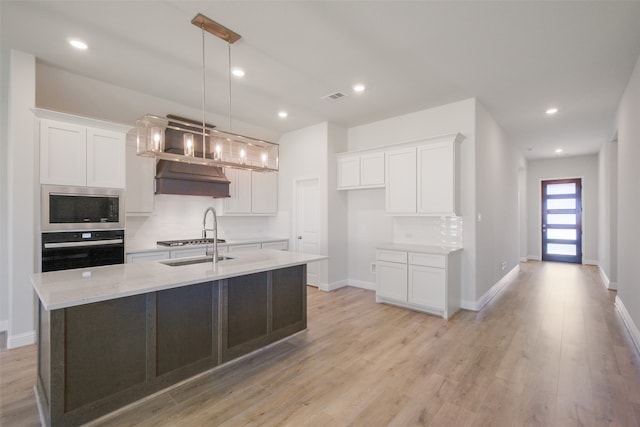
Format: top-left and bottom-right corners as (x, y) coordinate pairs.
(376, 248), (461, 319)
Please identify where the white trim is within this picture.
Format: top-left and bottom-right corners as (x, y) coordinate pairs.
(598, 265), (610, 289)
(519, 257), (528, 263)
(597, 265), (618, 290)
(583, 259), (598, 266)
(527, 255), (541, 261)
(8, 330), (36, 349)
(317, 280), (348, 292)
(614, 295), (640, 357)
(461, 265), (520, 311)
(0, 320), (7, 332)
(347, 279), (376, 291)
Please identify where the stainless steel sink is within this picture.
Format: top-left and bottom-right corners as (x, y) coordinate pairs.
(160, 255), (234, 267)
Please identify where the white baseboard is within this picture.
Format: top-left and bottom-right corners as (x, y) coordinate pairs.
(8, 330), (36, 349)
(317, 280), (347, 292)
(0, 320), (7, 332)
(346, 279), (376, 291)
(461, 265), (520, 311)
(583, 259), (598, 266)
(317, 279), (376, 292)
(528, 255), (541, 261)
(519, 257), (528, 263)
(615, 295), (640, 358)
(598, 266), (617, 290)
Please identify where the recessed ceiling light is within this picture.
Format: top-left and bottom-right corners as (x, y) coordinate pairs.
(68, 39), (88, 50)
(353, 83), (366, 93)
(278, 111), (288, 118)
(231, 68), (245, 77)
(546, 107), (559, 115)
(555, 148), (563, 153)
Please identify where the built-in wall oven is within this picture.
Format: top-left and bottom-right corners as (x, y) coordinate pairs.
(41, 185), (125, 272)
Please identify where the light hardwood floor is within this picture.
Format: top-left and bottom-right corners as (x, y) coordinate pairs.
(2, 261), (640, 426)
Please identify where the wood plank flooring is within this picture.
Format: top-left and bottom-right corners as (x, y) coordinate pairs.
(2, 261), (640, 426)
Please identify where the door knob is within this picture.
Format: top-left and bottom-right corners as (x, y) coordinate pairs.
(297, 236), (302, 240)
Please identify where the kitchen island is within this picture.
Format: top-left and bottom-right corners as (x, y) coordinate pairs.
(31, 249), (325, 427)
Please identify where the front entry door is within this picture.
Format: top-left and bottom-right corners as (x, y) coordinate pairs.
(541, 178), (582, 264)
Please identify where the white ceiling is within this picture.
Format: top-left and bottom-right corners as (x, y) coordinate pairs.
(2, 1), (640, 159)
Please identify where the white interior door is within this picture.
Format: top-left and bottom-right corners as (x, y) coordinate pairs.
(295, 178), (320, 286)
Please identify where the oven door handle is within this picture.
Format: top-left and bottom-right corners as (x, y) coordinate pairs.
(43, 239), (124, 249)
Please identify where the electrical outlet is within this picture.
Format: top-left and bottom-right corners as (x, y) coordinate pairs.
(500, 261), (507, 271)
(371, 262), (376, 273)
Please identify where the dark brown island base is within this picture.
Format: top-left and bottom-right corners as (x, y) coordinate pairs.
(32, 250), (324, 426)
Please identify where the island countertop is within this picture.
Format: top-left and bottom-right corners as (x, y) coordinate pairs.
(32, 249), (326, 310)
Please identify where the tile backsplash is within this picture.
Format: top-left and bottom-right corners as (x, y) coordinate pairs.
(392, 216), (463, 248)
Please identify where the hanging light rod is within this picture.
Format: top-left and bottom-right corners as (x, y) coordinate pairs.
(191, 13), (241, 44)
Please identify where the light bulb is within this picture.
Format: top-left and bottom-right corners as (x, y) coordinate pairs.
(149, 127), (164, 152)
(183, 133), (194, 157)
(240, 148), (246, 164)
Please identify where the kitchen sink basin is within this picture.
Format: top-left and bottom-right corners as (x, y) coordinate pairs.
(160, 255), (234, 267)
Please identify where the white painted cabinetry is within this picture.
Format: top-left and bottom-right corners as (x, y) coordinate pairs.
(125, 138), (155, 215)
(376, 247), (461, 319)
(376, 250), (408, 301)
(223, 169), (277, 215)
(337, 151), (385, 190)
(261, 240), (289, 250)
(40, 118), (126, 188)
(251, 171), (278, 214)
(385, 147), (417, 213)
(385, 134), (462, 216)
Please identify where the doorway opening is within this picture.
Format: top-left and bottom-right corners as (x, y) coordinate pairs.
(541, 178), (582, 264)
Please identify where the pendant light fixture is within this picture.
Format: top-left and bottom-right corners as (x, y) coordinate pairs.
(131, 13), (278, 172)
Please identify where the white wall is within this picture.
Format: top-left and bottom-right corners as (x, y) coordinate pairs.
(598, 137), (618, 289)
(273, 123), (329, 287)
(474, 102), (521, 301)
(519, 165), (528, 262)
(346, 99), (477, 301)
(326, 123), (349, 287)
(526, 155), (599, 263)
(36, 63), (280, 142)
(1, 49), (9, 331)
(615, 52), (640, 334)
(1, 50), (37, 347)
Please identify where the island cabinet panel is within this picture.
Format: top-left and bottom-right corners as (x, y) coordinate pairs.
(156, 282), (218, 376)
(222, 272), (270, 362)
(271, 265), (306, 341)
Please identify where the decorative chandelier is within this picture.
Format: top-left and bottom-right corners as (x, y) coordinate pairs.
(131, 13), (279, 172)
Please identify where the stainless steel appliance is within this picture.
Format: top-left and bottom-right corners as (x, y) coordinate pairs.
(41, 185), (125, 231)
(41, 230), (125, 272)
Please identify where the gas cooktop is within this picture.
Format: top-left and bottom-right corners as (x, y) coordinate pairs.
(156, 238), (226, 247)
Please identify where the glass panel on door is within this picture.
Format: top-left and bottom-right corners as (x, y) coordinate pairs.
(542, 178), (582, 264)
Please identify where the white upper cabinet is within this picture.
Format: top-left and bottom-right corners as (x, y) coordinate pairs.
(337, 151), (384, 190)
(86, 128), (126, 188)
(251, 171), (278, 214)
(40, 118), (125, 188)
(223, 168), (252, 214)
(417, 140), (460, 216)
(125, 138), (155, 215)
(40, 120), (87, 186)
(222, 169), (277, 216)
(385, 134), (462, 216)
(385, 147), (417, 214)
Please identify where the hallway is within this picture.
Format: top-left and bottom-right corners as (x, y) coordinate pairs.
(1, 261), (640, 426)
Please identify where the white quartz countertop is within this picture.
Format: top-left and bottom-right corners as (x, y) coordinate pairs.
(376, 243), (463, 255)
(126, 236), (289, 254)
(32, 249), (326, 311)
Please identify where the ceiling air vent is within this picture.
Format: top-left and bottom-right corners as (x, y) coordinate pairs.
(321, 91), (348, 102)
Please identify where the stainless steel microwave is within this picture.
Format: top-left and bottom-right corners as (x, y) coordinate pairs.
(41, 185), (125, 231)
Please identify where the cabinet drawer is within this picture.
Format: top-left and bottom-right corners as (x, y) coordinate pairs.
(376, 250), (407, 264)
(408, 253), (445, 268)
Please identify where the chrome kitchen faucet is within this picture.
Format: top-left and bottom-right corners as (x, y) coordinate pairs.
(202, 207), (219, 265)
